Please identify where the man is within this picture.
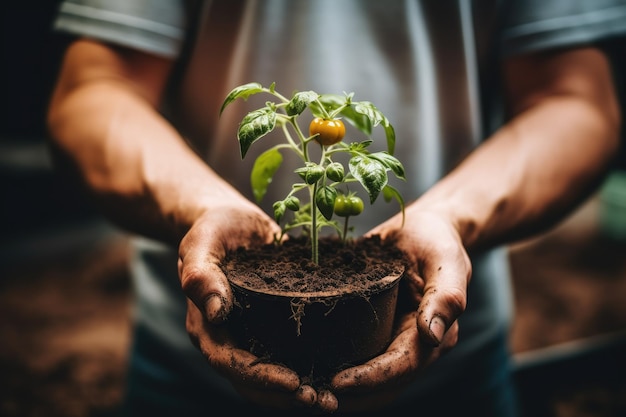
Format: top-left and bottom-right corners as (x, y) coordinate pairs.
(47, 0), (624, 415)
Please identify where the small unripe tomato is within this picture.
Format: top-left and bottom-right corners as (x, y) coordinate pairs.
(309, 117), (346, 146)
(326, 162), (345, 182)
(334, 194), (364, 217)
(284, 196), (300, 211)
(300, 164), (325, 184)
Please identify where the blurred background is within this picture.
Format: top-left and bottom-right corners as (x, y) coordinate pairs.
(1, 2), (625, 417)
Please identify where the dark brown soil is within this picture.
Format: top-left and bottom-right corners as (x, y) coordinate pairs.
(222, 235), (406, 295)
(222, 235), (406, 381)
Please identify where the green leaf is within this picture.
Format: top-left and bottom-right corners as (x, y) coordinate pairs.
(369, 152), (406, 180)
(339, 106), (372, 136)
(250, 148), (283, 203)
(219, 82), (264, 116)
(237, 108), (276, 158)
(286, 91), (319, 116)
(383, 123), (397, 155)
(349, 156), (388, 203)
(353, 101), (383, 126)
(353, 101), (396, 154)
(383, 185), (406, 226)
(315, 185), (337, 220)
(383, 184), (404, 205)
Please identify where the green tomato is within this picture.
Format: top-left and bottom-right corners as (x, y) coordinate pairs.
(284, 196), (300, 211)
(296, 164), (325, 184)
(333, 194), (364, 217)
(326, 162), (344, 182)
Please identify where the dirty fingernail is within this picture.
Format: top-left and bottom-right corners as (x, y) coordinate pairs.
(317, 390), (339, 413)
(294, 384), (317, 407)
(205, 295), (224, 322)
(429, 315), (446, 345)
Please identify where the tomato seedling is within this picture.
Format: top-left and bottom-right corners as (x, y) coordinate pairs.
(220, 82), (405, 264)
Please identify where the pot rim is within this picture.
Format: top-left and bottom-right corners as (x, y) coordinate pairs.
(228, 266), (404, 301)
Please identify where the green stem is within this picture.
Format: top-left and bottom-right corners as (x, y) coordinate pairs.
(310, 183), (318, 264)
(328, 103), (349, 119)
(342, 216), (350, 243)
(314, 98), (332, 119)
(279, 124), (304, 160)
(266, 87), (290, 103)
(290, 118), (310, 162)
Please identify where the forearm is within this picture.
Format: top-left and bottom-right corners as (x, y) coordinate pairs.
(419, 97), (618, 249)
(47, 43), (240, 245)
(415, 48), (621, 251)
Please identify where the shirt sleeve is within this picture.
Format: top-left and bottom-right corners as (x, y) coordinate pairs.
(500, 0), (626, 56)
(53, 0), (188, 58)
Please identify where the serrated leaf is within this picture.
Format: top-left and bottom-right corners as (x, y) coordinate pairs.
(353, 101), (396, 154)
(354, 101), (383, 126)
(315, 186), (337, 220)
(339, 105), (372, 136)
(286, 91), (319, 116)
(219, 82), (263, 116)
(369, 152), (406, 180)
(250, 148), (283, 203)
(349, 156), (387, 203)
(237, 108), (276, 158)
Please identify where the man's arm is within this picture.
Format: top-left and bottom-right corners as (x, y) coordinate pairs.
(419, 46), (621, 252)
(47, 38), (320, 410)
(333, 47), (622, 411)
(47, 39), (256, 245)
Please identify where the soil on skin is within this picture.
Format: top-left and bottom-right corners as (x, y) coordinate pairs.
(222, 235), (407, 295)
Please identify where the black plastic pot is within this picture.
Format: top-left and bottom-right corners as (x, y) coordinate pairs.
(227, 268), (404, 380)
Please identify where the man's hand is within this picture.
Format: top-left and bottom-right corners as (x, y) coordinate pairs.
(178, 200), (339, 412)
(322, 207), (469, 413)
(185, 299), (321, 410)
(178, 197), (280, 322)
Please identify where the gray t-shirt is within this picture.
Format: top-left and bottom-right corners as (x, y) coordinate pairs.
(54, 0), (626, 404)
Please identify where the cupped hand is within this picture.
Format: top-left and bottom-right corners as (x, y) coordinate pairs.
(323, 207), (471, 412)
(178, 198), (332, 411)
(185, 299), (321, 410)
(178, 198), (280, 323)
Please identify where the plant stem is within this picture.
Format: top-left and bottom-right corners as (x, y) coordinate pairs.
(280, 124), (304, 159)
(342, 216), (350, 243)
(290, 119), (310, 162)
(310, 182), (319, 264)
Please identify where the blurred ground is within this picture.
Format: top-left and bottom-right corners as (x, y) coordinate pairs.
(509, 192), (626, 417)
(1, 190), (625, 417)
(0, 222), (132, 417)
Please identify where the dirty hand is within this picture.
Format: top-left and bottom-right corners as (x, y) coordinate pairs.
(178, 200), (322, 410)
(322, 208), (470, 412)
